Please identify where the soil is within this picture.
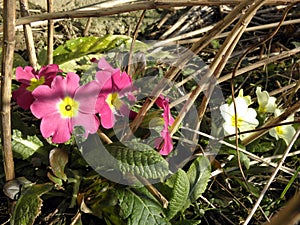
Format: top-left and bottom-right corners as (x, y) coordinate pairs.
(0, 0), (165, 56)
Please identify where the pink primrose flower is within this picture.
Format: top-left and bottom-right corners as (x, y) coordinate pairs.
(30, 73), (100, 143)
(154, 95), (174, 155)
(13, 64), (61, 110)
(95, 58), (134, 129)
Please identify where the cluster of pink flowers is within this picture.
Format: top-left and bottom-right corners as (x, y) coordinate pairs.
(13, 58), (174, 155)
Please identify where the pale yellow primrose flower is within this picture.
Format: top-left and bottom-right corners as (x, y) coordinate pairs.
(256, 87), (277, 113)
(238, 89), (252, 106)
(220, 97), (259, 140)
(269, 109), (296, 145)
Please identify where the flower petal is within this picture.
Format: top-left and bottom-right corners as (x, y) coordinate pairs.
(97, 58), (117, 73)
(220, 104), (231, 121)
(269, 128), (279, 140)
(240, 108), (259, 128)
(40, 113), (71, 143)
(256, 87), (268, 108)
(279, 125), (296, 145)
(155, 130), (173, 156)
(223, 122), (236, 136)
(97, 100), (114, 128)
(39, 64), (61, 85)
(230, 97), (248, 115)
(49, 74), (79, 99)
(95, 70), (113, 94)
(15, 66), (36, 84)
(75, 80), (100, 114)
(12, 85), (34, 110)
(31, 85), (60, 118)
(72, 113), (100, 136)
(112, 71), (132, 91)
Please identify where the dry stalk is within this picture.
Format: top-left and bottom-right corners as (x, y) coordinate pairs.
(243, 128), (300, 225)
(182, 127), (298, 176)
(242, 100), (300, 145)
(1, 0), (16, 181)
(171, 46), (300, 109)
(126, 0), (250, 138)
(229, 1), (296, 194)
(127, 10), (146, 77)
(9, 0), (296, 29)
(170, 0), (267, 136)
(47, 0), (54, 64)
(219, 47), (300, 84)
(159, 6), (199, 39)
(19, 0), (38, 69)
(83, 18), (92, 36)
(264, 191), (300, 225)
(177, 18), (300, 45)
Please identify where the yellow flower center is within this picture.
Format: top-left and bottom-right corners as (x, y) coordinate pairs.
(26, 76), (46, 92)
(258, 106), (266, 113)
(57, 96), (79, 118)
(106, 93), (123, 110)
(275, 126), (284, 136)
(231, 115), (243, 128)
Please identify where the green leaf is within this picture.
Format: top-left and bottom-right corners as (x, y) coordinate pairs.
(186, 156), (211, 205)
(247, 140), (274, 153)
(117, 187), (170, 225)
(47, 172), (63, 186)
(240, 152), (250, 170)
(106, 142), (169, 180)
(12, 112), (37, 136)
(174, 220), (201, 225)
(11, 183), (53, 225)
(166, 169), (190, 219)
(12, 129), (43, 160)
(49, 148), (68, 181)
(51, 35), (130, 65)
(291, 41), (300, 47)
(234, 177), (260, 198)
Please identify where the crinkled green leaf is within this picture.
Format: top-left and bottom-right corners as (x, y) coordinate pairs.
(186, 156), (211, 205)
(52, 35), (130, 65)
(49, 148), (68, 181)
(12, 129), (43, 160)
(165, 169), (190, 219)
(11, 183), (53, 225)
(117, 187), (170, 225)
(106, 142), (169, 180)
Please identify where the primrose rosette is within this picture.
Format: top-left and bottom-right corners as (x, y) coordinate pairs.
(13, 44), (225, 186)
(72, 45), (224, 186)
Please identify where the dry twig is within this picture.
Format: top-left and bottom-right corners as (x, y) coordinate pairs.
(243, 128), (300, 225)
(47, 0), (54, 64)
(7, 0), (296, 29)
(19, 0), (38, 69)
(1, 0), (16, 182)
